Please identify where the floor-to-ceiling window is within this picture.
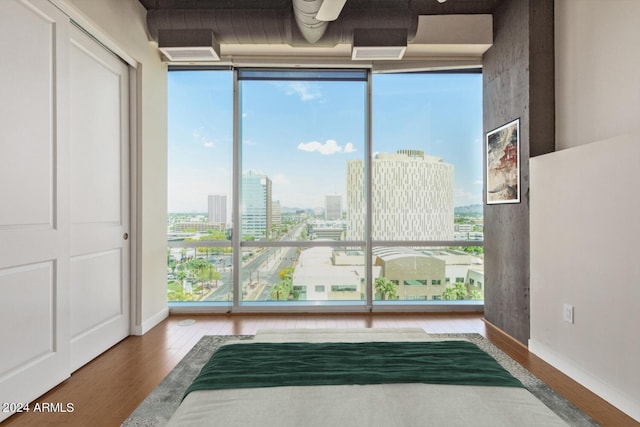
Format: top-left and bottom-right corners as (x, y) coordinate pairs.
(167, 67), (483, 309)
(167, 69), (234, 304)
(238, 69), (367, 305)
(370, 72), (484, 304)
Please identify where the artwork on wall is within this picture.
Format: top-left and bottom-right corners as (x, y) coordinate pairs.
(486, 118), (520, 204)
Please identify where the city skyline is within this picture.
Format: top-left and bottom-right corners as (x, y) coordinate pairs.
(168, 71), (483, 213)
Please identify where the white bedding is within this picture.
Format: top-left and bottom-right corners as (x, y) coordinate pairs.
(167, 328), (568, 427)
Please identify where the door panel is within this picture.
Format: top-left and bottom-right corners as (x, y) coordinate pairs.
(70, 250), (124, 338)
(69, 25), (130, 372)
(0, 0), (70, 421)
(0, 0), (56, 229)
(0, 262), (56, 375)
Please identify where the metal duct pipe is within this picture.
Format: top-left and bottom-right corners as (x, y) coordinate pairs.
(146, 2), (417, 48)
(292, 0), (327, 44)
(146, 8), (298, 45)
(306, 6), (417, 47)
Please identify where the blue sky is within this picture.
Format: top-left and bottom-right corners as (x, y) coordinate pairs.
(168, 70), (483, 213)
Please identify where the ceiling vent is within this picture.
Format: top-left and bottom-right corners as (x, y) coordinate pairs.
(158, 29), (220, 62)
(351, 28), (407, 60)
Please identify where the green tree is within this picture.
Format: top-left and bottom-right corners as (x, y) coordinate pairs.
(442, 282), (468, 300)
(270, 278), (292, 301)
(279, 266), (295, 281)
(447, 246), (484, 255)
(203, 230), (226, 240)
(186, 258), (209, 275)
(270, 266), (297, 301)
(197, 264), (220, 287)
(468, 289), (483, 300)
(375, 277), (397, 300)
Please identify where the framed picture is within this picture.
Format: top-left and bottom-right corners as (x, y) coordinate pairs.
(486, 118), (520, 204)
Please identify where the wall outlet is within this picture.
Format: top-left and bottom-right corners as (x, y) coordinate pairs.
(563, 304), (574, 324)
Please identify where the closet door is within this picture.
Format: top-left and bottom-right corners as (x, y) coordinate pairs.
(0, 0), (71, 421)
(68, 24), (130, 371)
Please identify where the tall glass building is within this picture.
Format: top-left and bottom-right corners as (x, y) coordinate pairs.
(241, 170), (272, 240)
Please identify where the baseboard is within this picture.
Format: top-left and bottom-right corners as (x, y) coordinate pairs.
(529, 338), (640, 423)
(482, 318), (529, 351)
(132, 307), (169, 336)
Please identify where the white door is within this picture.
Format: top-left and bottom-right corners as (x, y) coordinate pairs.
(68, 25), (130, 371)
(0, 0), (71, 421)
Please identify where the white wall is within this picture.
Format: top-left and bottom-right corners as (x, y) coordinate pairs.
(555, 0), (640, 149)
(530, 0), (640, 421)
(64, 0), (169, 333)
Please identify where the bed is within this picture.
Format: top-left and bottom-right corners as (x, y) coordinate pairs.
(167, 328), (568, 426)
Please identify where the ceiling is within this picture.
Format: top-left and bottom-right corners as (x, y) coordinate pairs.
(137, 0), (501, 68)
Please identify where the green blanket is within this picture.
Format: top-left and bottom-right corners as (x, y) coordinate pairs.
(184, 340), (523, 398)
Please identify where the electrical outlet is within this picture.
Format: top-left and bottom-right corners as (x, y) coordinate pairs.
(563, 304), (574, 324)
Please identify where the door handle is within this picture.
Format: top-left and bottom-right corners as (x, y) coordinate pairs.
(123, 233), (129, 240)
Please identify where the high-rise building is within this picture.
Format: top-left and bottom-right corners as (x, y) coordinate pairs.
(241, 170), (272, 240)
(346, 150), (454, 241)
(272, 200), (282, 228)
(207, 194), (227, 225)
(325, 195), (342, 220)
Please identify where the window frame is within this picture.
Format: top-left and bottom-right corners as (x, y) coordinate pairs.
(168, 66), (483, 313)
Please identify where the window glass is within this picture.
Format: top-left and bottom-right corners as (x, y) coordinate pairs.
(167, 69), (484, 306)
(238, 70), (367, 304)
(370, 73), (483, 242)
(240, 246), (367, 303)
(167, 70), (233, 302)
(372, 246), (484, 302)
(239, 74), (366, 242)
(371, 72), (483, 303)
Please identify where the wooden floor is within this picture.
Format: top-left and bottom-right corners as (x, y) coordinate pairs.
(2, 313), (637, 427)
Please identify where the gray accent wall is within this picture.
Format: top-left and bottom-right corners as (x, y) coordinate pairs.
(482, 0), (554, 344)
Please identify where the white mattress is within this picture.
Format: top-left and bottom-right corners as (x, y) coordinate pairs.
(167, 328), (568, 427)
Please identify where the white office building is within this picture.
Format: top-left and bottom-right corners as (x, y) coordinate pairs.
(347, 150), (454, 241)
(325, 194), (342, 220)
(207, 194), (227, 225)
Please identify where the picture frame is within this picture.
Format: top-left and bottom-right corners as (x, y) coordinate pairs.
(486, 118), (520, 204)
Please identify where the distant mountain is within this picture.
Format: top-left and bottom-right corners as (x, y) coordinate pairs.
(454, 204), (483, 215)
(281, 206), (313, 214)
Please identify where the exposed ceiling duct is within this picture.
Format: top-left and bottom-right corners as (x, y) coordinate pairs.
(141, 0), (495, 66)
(292, 0), (329, 44)
(292, 0), (348, 44)
(145, 0), (417, 49)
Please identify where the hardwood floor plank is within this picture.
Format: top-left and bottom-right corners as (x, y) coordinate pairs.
(2, 313), (637, 427)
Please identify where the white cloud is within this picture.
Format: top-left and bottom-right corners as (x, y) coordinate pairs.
(192, 127), (216, 148)
(297, 139), (356, 155)
(284, 82), (322, 101)
(344, 142), (356, 153)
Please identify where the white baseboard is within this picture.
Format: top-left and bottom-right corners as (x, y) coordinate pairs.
(131, 307), (169, 336)
(529, 339), (640, 422)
